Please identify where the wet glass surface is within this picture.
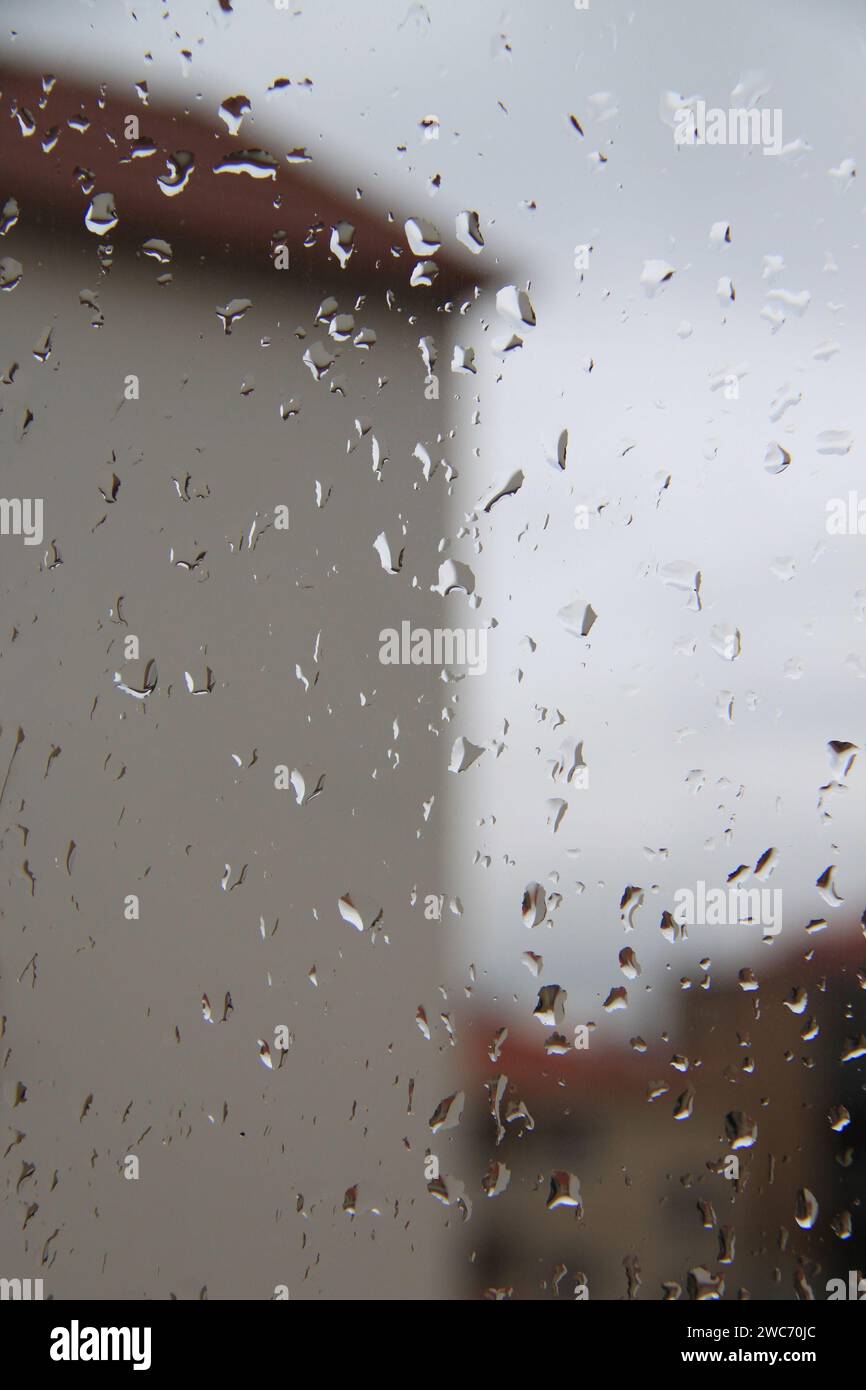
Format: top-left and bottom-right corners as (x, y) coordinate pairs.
(0, 0), (864, 1304)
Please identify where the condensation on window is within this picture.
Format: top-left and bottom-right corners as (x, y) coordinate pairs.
(0, 0), (863, 1305)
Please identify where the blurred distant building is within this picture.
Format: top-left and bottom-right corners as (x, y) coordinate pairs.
(453, 920), (865, 1300)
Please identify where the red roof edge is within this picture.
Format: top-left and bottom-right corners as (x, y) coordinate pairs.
(457, 921), (865, 1095)
(0, 62), (488, 294)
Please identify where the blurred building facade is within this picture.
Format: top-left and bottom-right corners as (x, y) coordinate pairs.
(0, 62), (485, 1299)
(452, 921), (865, 1300)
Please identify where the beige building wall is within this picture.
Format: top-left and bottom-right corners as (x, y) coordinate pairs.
(0, 224), (471, 1299)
